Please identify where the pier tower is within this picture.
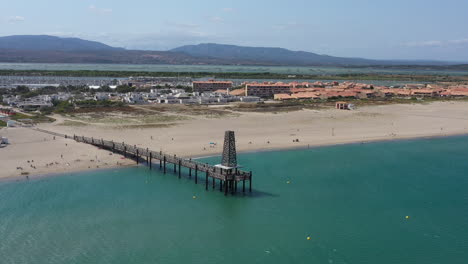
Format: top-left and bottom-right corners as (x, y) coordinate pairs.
(221, 130), (237, 168)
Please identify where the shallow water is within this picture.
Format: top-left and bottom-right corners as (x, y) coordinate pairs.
(1, 136), (467, 264)
(0, 63), (466, 76)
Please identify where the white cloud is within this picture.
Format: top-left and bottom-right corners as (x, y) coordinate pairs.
(209, 16), (223, 23)
(165, 21), (200, 29)
(7, 16), (25, 23)
(272, 22), (304, 30)
(88, 5), (112, 14)
(404, 38), (468, 47)
(447, 39), (468, 45)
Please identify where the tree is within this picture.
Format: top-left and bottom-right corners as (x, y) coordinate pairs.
(116, 85), (135, 93)
(14, 85), (30, 95)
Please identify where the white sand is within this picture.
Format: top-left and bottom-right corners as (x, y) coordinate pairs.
(2, 101), (468, 179)
(0, 128), (134, 180)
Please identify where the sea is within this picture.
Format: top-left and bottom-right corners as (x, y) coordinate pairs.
(1, 136), (467, 264)
(0, 63), (467, 76)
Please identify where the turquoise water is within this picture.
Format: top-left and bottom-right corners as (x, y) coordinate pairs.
(1, 136), (468, 264)
(0, 63), (467, 76)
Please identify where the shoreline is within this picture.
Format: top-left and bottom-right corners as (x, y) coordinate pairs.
(3, 101), (468, 180)
(193, 131), (468, 159)
(0, 164), (138, 184)
(2, 132), (467, 184)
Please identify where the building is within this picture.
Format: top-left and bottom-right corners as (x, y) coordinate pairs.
(192, 80), (233, 92)
(336, 102), (354, 110)
(246, 82), (292, 98)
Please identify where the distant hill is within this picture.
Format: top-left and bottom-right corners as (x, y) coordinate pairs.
(0, 35), (461, 66)
(171, 43), (451, 66)
(0, 49), (229, 65)
(0, 35), (121, 51)
(171, 43), (377, 66)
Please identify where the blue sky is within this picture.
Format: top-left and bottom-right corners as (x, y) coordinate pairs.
(1, 0), (468, 61)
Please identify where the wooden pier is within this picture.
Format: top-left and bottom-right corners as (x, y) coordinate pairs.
(71, 134), (252, 195)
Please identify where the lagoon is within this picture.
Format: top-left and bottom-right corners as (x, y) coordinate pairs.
(0, 63), (467, 76)
(1, 136), (467, 264)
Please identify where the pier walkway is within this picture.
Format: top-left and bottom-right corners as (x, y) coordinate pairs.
(34, 128), (252, 196)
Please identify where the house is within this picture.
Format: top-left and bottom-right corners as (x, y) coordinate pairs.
(412, 89), (438, 97)
(230, 88), (247, 96)
(336, 102), (354, 110)
(274, 94), (294, 100)
(192, 80), (233, 92)
(94, 93), (111, 101)
(123, 93), (144, 104)
(245, 82), (292, 97)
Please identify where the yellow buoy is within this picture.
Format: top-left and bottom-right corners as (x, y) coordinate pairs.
(287, 181), (291, 184)
(406, 216), (410, 219)
(193, 196), (197, 199)
(307, 236), (311, 240)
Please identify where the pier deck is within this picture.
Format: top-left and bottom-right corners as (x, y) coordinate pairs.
(33, 128), (252, 195)
(72, 135), (252, 195)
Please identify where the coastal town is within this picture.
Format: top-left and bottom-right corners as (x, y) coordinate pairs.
(2, 0), (468, 262)
(2, 77), (468, 112)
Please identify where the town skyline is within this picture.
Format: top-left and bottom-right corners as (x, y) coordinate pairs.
(1, 0), (468, 61)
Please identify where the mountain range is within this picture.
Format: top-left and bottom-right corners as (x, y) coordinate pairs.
(0, 35), (462, 66)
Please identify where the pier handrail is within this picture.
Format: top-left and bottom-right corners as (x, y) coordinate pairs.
(32, 128), (252, 195)
(71, 134), (252, 180)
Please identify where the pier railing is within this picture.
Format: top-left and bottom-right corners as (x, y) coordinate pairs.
(73, 135), (252, 195)
(32, 128), (252, 195)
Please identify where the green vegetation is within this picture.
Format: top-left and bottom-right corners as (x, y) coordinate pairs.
(58, 120), (88, 127)
(0, 120), (6, 127)
(1, 69), (467, 82)
(115, 85), (135, 93)
(9, 112), (55, 123)
(48, 100), (125, 114)
(52, 101), (74, 113)
(74, 100), (125, 108)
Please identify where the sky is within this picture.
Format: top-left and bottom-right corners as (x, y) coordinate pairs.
(1, 0), (468, 61)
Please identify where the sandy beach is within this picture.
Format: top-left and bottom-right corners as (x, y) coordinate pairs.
(0, 128), (135, 180)
(2, 101), (468, 179)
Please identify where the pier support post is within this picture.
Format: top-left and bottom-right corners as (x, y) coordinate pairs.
(124, 145), (127, 158)
(249, 171), (252, 193)
(212, 177), (215, 189)
(146, 148), (149, 165)
(178, 160), (181, 179)
(224, 180), (228, 196)
(163, 156), (166, 174)
(136, 149), (139, 165)
(243, 180), (246, 193)
(173, 163), (176, 174)
(205, 172), (208, 190)
(220, 180), (223, 192)
(159, 159), (162, 169)
(189, 159), (192, 178)
(149, 152), (152, 169)
(235, 181), (237, 194)
(195, 165), (198, 184)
